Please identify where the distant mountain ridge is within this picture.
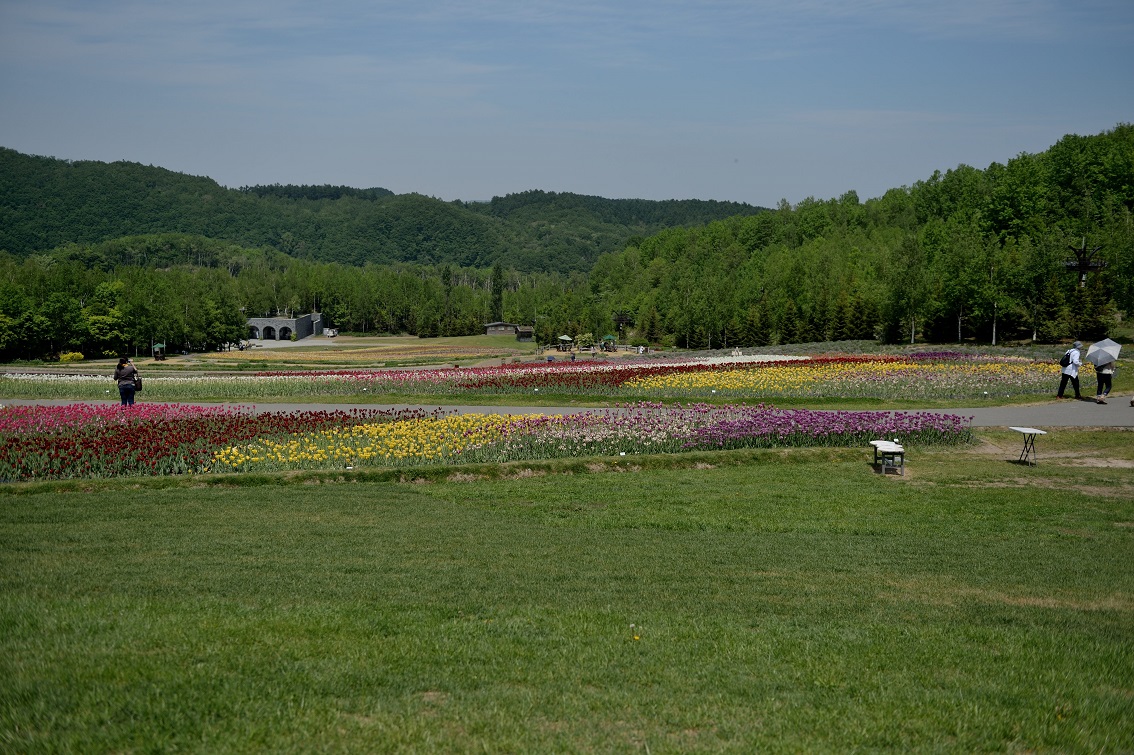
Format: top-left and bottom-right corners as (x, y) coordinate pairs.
(0, 148), (766, 273)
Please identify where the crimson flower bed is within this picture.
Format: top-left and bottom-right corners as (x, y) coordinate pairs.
(0, 404), (442, 481)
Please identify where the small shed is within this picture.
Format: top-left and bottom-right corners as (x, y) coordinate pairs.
(515, 325), (534, 342)
(485, 321), (520, 336)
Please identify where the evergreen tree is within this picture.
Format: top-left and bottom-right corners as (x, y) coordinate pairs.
(1071, 277), (1114, 340)
(724, 316), (742, 348)
(740, 305), (759, 347)
(490, 263), (505, 322)
(754, 299), (772, 346)
(781, 300), (801, 344)
(1035, 275), (1069, 343)
(831, 298), (850, 341)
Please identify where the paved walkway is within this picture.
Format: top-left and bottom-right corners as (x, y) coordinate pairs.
(3, 397), (1131, 428)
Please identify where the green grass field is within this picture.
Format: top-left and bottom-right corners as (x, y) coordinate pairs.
(2, 434), (1131, 752)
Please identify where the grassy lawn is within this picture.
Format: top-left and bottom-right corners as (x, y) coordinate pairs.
(2, 435), (1132, 752)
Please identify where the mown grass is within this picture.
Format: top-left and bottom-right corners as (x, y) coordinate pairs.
(2, 434), (1132, 752)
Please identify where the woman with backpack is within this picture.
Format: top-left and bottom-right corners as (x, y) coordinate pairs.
(113, 357), (141, 406)
(1057, 341), (1082, 400)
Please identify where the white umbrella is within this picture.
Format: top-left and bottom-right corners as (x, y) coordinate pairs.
(1084, 338), (1121, 366)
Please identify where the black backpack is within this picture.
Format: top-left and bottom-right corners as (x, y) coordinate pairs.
(1059, 350), (1072, 368)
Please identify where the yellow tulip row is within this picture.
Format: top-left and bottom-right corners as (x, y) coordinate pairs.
(211, 413), (542, 471)
(623, 360), (1054, 393)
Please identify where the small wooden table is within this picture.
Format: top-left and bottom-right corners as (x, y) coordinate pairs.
(870, 440), (905, 476)
(1009, 427), (1047, 466)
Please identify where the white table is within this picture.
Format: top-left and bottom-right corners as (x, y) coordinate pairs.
(1009, 426), (1047, 466)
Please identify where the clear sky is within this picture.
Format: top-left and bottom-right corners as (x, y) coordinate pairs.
(1, 1), (1131, 207)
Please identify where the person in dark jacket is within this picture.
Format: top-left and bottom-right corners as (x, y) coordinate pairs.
(1094, 359), (1116, 404)
(113, 357), (139, 406)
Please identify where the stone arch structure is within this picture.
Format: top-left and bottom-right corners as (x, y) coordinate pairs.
(245, 313), (324, 342)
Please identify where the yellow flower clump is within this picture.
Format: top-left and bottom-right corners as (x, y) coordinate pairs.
(622, 360), (1053, 393)
(211, 413), (536, 471)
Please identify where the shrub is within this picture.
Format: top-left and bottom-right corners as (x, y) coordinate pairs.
(58, 351), (84, 363)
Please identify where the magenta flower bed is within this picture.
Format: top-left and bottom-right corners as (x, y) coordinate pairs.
(681, 407), (972, 450)
(453, 403), (973, 464)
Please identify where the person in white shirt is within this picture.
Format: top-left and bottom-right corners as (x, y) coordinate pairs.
(1057, 341), (1082, 399)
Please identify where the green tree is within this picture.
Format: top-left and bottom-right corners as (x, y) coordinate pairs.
(490, 263), (505, 322)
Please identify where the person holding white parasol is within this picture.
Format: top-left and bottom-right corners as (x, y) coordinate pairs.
(1085, 338), (1121, 404)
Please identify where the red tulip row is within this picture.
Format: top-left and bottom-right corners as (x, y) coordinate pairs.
(0, 404), (445, 481)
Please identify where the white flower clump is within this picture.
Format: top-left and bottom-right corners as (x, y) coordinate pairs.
(3, 373), (107, 382)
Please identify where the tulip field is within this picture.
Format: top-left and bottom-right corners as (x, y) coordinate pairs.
(0, 403), (446, 481)
(0, 400), (971, 481)
(0, 350), (1057, 481)
(0, 351), (1061, 402)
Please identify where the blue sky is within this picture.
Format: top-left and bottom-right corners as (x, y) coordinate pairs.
(1, 0), (1131, 206)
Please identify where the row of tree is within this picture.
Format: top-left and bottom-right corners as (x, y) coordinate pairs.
(589, 124), (1132, 347)
(0, 125), (1128, 361)
(0, 247), (582, 359)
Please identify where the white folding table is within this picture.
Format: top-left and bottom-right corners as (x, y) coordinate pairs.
(1009, 426), (1047, 466)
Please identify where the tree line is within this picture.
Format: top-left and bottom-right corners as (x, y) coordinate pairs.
(0, 124), (1128, 361)
(590, 124), (1132, 348)
(0, 245), (580, 359)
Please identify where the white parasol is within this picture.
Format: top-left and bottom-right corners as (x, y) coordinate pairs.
(1084, 338), (1121, 367)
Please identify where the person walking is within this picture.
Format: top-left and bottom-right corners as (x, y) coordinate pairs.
(1057, 341), (1082, 399)
(1094, 358), (1116, 404)
(113, 357), (140, 406)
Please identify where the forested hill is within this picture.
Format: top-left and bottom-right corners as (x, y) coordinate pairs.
(0, 148), (765, 273)
(1, 125), (1130, 361)
(467, 190), (757, 228)
(587, 123), (1134, 347)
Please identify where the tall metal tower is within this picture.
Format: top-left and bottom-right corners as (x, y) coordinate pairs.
(1064, 237), (1105, 288)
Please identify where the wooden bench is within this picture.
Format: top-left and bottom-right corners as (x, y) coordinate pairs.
(870, 440), (905, 476)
